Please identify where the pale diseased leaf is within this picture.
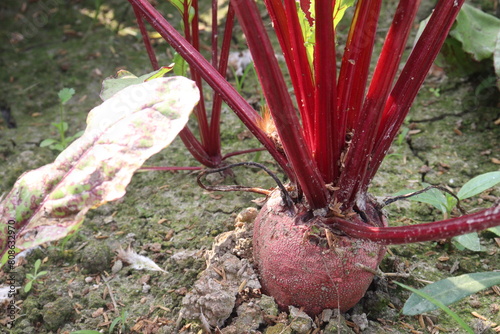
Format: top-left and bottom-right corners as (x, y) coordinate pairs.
(457, 171), (500, 200)
(0, 77), (199, 265)
(116, 247), (166, 273)
(402, 272), (500, 316)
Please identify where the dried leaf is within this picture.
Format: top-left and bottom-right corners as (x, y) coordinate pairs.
(116, 247), (166, 273)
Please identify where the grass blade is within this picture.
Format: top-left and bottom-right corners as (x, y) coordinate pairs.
(398, 272), (500, 314)
(394, 281), (474, 334)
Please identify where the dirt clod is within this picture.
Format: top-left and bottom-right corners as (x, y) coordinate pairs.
(288, 306), (314, 333)
(179, 213), (260, 328)
(42, 297), (74, 331)
(79, 241), (113, 274)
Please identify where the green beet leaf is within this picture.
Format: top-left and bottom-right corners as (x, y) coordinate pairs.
(488, 226), (500, 236)
(393, 184), (449, 214)
(449, 4), (500, 62)
(457, 171), (500, 200)
(402, 272), (500, 316)
(423, 4), (500, 80)
(452, 232), (481, 251)
(0, 77), (199, 267)
(100, 66), (174, 101)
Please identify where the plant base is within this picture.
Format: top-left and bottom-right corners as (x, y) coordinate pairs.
(253, 190), (387, 316)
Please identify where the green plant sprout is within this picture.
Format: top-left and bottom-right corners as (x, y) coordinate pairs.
(385, 126), (409, 160)
(394, 171), (500, 250)
(232, 62), (255, 94)
(396, 127), (410, 146)
(428, 87), (441, 97)
(40, 88), (84, 152)
(109, 310), (129, 334)
(70, 310), (129, 334)
(24, 259), (47, 293)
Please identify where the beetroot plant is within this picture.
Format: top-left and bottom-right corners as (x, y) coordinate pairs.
(128, 0), (500, 315)
(1, 0), (499, 324)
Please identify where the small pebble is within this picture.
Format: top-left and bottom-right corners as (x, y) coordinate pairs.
(111, 260), (123, 273)
(84, 277), (93, 283)
(321, 309), (333, 323)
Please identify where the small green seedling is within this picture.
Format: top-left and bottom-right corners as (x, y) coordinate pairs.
(109, 310), (129, 334)
(396, 127), (409, 146)
(385, 127), (409, 159)
(24, 259), (47, 293)
(70, 310), (129, 334)
(232, 62), (255, 93)
(394, 171), (500, 251)
(428, 87), (441, 97)
(40, 88), (84, 152)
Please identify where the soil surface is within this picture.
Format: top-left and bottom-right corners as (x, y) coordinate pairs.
(1, 1), (499, 333)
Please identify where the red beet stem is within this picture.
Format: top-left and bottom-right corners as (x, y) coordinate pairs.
(330, 205), (500, 245)
(338, 0), (421, 207)
(132, 3), (159, 70)
(127, 0), (293, 178)
(334, 0), (382, 203)
(367, 0), (466, 184)
(265, 0), (314, 149)
(207, 3), (235, 160)
(232, 0), (330, 209)
(312, 0), (337, 184)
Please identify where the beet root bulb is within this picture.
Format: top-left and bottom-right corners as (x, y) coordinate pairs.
(253, 190), (387, 316)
